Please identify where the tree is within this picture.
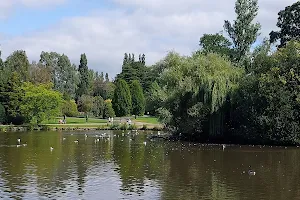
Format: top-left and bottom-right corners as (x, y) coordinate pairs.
(0, 51), (3, 70)
(57, 55), (79, 99)
(0, 72), (23, 122)
(5, 50), (30, 81)
(77, 53), (89, 98)
(103, 99), (115, 118)
(154, 51), (243, 140)
(224, 0), (261, 62)
(29, 61), (52, 84)
(77, 95), (93, 114)
(199, 33), (234, 59)
(92, 96), (104, 118)
(20, 82), (63, 125)
(130, 80), (145, 118)
(62, 100), (79, 117)
(112, 79), (132, 117)
(232, 41), (300, 145)
(269, 1), (300, 48)
(0, 103), (6, 124)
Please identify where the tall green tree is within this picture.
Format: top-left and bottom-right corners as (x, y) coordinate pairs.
(199, 33), (234, 59)
(232, 41), (300, 144)
(29, 61), (52, 84)
(0, 51), (3, 70)
(56, 54), (79, 98)
(153, 52), (243, 140)
(269, 1), (300, 48)
(224, 0), (261, 62)
(77, 53), (89, 99)
(77, 95), (93, 114)
(130, 80), (145, 118)
(20, 82), (63, 125)
(92, 96), (104, 118)
(112, 79), (132, 117)
(0, 72), (23, 122)
(103, 99), (115, 118)
(5, 50), (30, 81)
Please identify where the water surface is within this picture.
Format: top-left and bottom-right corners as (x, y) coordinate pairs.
(0, 130), (299, 200)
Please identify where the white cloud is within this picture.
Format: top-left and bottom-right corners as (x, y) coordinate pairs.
(1, 0), (297, 77)
(0, 0), (67, 19)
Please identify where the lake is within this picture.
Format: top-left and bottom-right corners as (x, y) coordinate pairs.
(0, 130), (299, 200)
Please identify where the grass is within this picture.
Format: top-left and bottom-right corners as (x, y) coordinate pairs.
(40, 115), (162, 130)
(134, 117), (160, 124)
(43, 117), (107, 124)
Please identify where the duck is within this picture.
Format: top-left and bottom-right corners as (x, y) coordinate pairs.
(248, 166), (256, 175)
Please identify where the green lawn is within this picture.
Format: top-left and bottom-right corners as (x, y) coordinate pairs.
(134, 117), (160, 124)
(42, 116), (160, 126)
(43, 117), (107, 124)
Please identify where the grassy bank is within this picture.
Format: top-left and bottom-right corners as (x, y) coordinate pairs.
(0, 116), (164, 132)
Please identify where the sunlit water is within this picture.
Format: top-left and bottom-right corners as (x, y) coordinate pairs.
(0, 130), (299, 200)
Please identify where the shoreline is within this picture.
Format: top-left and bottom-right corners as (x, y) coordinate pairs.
(0, 123), (165, 132)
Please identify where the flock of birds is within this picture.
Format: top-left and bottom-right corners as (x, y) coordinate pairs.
(15, 132), (256, 176)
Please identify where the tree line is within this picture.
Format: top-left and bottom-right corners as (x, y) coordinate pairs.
(1, 0), (300, 145)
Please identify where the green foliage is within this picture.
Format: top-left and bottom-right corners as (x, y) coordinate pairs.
(0, 72), (23, 122)
(232, 41), (300, 144)
(62, 100), (79, 117)
(77, 53), (90, 98)
(5, 50), (30, 81)
(103, 99), (115, 118)
(270, 1), (300, 47)
(29, 62), (52, 84)
(224, 0), (261, 62)
(57, 55), (79, 98)
(116, 53), (149, 91)
(20, 82), (63, 125)
(92, 96), (104, 118)
(0, 103), (6, 124)
(154, 51), (243, 139)
(199, 33), (235, 59)
(77, 95), (93, 113)
(130, 80), (145, 116)
(39, 52), (79, 98)
(112, 79), (132, 117)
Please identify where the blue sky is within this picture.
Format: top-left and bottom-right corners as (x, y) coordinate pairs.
(0, 0), (297, 77)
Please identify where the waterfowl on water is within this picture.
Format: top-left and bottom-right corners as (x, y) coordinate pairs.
(17, 138), (21, 144)
(248, 166), (256, 175)
(222, 144), (226, 150)
(248, 170), (256, 176)
(50, 147), (54, 151)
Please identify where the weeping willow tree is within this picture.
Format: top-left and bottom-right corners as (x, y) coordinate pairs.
(154, 51), (243, 141)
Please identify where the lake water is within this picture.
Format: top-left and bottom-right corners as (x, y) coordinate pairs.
(0, 130), (299, 200)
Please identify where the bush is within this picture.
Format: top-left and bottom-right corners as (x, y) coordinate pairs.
(119, 123), (128, 130)
(11, 115), (25, 125)
(62, 100), (79, 117)
(0, 103), (6, 124)
(128, 124), (138, 130)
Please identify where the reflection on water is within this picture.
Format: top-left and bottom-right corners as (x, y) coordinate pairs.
(0, 130), (300, 200)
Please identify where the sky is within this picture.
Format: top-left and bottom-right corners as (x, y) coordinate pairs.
(0, 0), (297, 77)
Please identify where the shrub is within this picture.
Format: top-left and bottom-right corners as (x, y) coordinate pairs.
(11, 115), (25, 125)
(62, 100), (79, 117)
